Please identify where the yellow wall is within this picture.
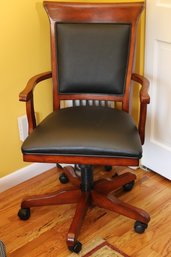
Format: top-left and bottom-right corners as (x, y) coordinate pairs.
(0, 0), (145, 178)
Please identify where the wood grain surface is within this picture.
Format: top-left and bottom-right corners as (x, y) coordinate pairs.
(0, 166), (170, 257)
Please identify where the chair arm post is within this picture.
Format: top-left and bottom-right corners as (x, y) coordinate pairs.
(19, 71), (52, 134)
(131, 73), (150, 144)
(26, 97), (36, 134)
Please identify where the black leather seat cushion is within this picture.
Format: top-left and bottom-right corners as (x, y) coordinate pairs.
(22, 106), (142, 159)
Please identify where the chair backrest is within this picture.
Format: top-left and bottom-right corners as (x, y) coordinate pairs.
(44, 1), (144, 112)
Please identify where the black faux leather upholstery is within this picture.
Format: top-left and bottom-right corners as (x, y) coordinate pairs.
(56, 23), (131, 94)
(22, 106), (142, 158)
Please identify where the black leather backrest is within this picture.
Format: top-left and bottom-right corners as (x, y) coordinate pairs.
(56, 23), (131, 95)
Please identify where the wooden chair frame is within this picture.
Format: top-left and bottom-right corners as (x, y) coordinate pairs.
(18, 2), (150, 253)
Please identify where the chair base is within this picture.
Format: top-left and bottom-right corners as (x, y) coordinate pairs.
(18, 165), (150, 253)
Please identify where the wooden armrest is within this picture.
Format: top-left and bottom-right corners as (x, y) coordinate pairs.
(131, 73), (150, 145)
(131, 73), (150, 104)
(19, 71), (52, 101)
(19, 71), (52, 134)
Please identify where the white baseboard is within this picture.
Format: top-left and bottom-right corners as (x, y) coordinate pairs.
(0, 163), (56, 193)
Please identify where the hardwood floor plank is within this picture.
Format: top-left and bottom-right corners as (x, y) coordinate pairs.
(0, 167), (170, 256)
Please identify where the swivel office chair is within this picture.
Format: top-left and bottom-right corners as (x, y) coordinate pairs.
(18, 2), (150, 253)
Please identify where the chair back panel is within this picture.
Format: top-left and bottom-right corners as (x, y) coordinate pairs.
(44, 2), (144, 111)
(56, 23), (131, 95)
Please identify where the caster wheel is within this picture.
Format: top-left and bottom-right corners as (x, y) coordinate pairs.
(105, 166), (112, 171)
(59, 173), (69, 184)
(18, 208), (30, 220)
(134, 221), (148, 234)
(123, 181), (135, 192)
(68, 241), (82, 253)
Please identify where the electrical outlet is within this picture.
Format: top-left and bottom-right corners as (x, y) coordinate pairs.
(18, 115), (28, 142)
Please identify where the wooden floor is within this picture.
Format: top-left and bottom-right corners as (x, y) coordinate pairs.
(0, 166), (171, 257)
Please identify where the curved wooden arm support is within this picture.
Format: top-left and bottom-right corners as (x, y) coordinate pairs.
(19, 71), (52, 102)
(131, 73), (150, 104)
(131, 73), (150, 144)
(19, 71), (52, 134)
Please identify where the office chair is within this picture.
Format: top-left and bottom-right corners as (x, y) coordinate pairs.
(18, 2), (150, 253)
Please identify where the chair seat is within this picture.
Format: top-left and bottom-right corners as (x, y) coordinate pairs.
(22, 106), (142, 158)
